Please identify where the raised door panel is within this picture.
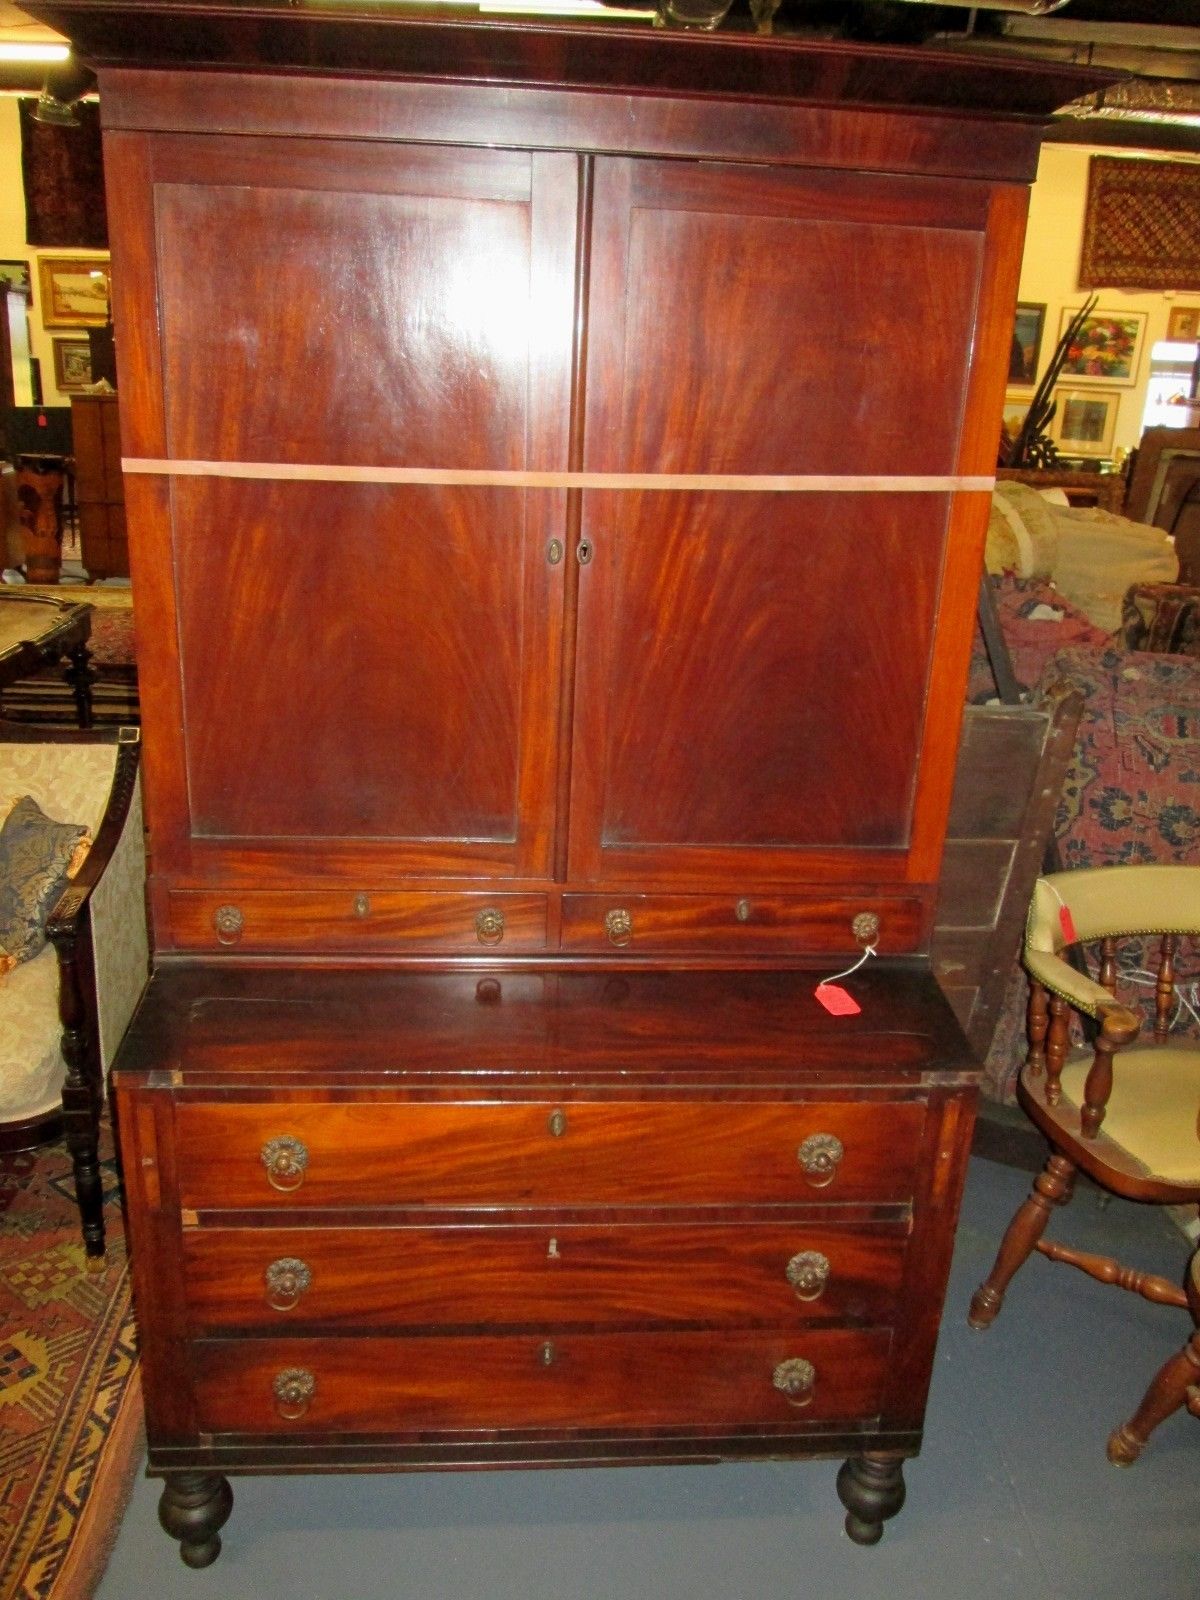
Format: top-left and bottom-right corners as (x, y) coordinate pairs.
(110, 134), (576, 886)
(568, 158), (992, 890)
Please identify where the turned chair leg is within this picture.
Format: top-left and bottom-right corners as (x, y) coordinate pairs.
(1108, 1253), (1200, 1466)
(969, 1152), (1076, 1329)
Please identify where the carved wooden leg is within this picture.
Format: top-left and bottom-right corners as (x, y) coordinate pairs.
(968, 1152), (1076, 1329)
(836, 1452), (906, 1545)
(64, 643), (95, 730)
(158, 1472), (234, 1568)
(50, 921), (105, 1265)
(1107, 1324), (1200, 1466)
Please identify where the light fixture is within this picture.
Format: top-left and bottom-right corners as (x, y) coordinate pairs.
(29, 58), (96, 127)
(0, 42), (70, 64)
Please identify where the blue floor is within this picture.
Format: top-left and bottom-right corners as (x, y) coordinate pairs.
(98, 1155), (1198, 1600)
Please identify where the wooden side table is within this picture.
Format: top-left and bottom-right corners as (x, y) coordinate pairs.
(0, 592), (94, 727)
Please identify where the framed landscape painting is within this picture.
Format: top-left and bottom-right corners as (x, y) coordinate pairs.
(1056, 307), (1146, 386)
(36, 255), (110, 328)
(52, 337), (92, 392)
(1050, 388), (1118, 458)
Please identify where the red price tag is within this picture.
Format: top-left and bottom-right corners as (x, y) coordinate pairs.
(1058, 903), (1077, 945)
(814, 982), (861, 1017)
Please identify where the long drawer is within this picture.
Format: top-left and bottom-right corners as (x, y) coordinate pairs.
(560, 894), (926, 954)
(190, 1327), (892, 1434)
(167, 891), (549, 953)
(181, 1219), (909, 1331)
(173, 1099), (925, 1209)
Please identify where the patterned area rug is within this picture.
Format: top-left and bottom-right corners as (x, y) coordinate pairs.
(0, 1129), (141, 1600)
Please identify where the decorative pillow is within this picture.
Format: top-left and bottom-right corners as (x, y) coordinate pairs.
(984, 482), (1060, 579)
(0, 795), (89, 966)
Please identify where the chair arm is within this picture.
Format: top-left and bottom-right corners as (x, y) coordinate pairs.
(45, 733), (141, 943)
(1024, 945), (1141, 1042)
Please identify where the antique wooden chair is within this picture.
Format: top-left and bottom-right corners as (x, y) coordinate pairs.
(968, 864), (1200, 1463)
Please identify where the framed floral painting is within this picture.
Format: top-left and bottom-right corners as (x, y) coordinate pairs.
(1056, 307), (1146, 386)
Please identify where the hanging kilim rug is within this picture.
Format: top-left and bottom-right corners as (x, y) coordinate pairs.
(0, 1128), (141, 1600)
(1079, 155), (1200, 292)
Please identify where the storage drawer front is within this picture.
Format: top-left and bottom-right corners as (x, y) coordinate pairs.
(167, 891), (548, 953)
(560, 894), (925, 954)
(173, 1099), (924, 1209)
(191, 1327), (892, 1434)
(182, 1220), (909, 1331)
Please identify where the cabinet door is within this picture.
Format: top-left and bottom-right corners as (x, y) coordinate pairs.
(111, 135), (576, 884)
(568, 157), (997, 890)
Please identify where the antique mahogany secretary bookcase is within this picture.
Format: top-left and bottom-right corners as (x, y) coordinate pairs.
(31, 0), (1109, 1567)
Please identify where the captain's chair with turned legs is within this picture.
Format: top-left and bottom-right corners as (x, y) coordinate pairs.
(969, 865), (1200, 1463)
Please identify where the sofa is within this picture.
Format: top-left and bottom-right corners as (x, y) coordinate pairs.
(964, 482), (1200, 1102)
(0, 726), (148, 1263)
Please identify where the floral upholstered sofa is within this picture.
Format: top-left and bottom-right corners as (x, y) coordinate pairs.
(0, 728), (148, 1262)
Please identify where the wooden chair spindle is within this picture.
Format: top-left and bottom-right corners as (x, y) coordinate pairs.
(1098, 936), (1118, 994)
(1026, 980), (1048, 1078)
(1155, 933), (1177, 1042)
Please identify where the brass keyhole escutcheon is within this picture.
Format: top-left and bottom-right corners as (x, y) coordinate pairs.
(547, 538), (564, 565)
(213, 904), (244, 945)
(735, 898), (752, 923)
(548, 1108), (568, 1138)
(265, 1257), (312, 1312)
(540, 1341), (557, 1367)
(772, 1357), (816, 1408)
(797, 1132), (844, 1189)
(260, 1135), (309, 1193)
(785, 1250), (831, 1302)
(576, 538), (593, 565)
(605, 908), (633, 947)
(353, 893), (371, 918)
(475, 907), (505, 945)
(273, 1367), (316, 1421)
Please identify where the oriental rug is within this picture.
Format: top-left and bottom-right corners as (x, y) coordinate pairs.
(0, 1129), (141, 1600)
(1079, 155), (1200, 293)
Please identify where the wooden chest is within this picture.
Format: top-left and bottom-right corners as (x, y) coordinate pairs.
(30, 0), (1113, 1569)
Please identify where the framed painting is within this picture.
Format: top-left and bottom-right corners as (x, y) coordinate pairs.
(52, 337), (93, 392)
(0, 260), (32, 301)
(36, 255), (110, 328)
(1008, 302), (1045, 387)
(1001, 391), (1029, 443)
(1049, 389), (1118, 458)
(1056, 307), (1147, 386)
(1167, 305), (1200, 344)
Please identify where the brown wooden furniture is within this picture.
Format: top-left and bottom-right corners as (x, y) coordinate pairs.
(969, 865), (1200, 1463)
(30, 0), (1112, 1569)
(0, 591), (93, 726)
(70, 392), (128, 580)
(995, 466), (1127, 515)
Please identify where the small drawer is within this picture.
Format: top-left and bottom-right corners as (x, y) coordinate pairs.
(559, 895), (924, 955)
(182, 1219), (909, 1332)
(173, 1098), (924, 1210)
(190, 1326), (893, 1435)
(167, 891), (548, 954)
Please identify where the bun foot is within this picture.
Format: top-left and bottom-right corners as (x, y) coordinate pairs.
(836, 1452), (906, 1545)
(158, 1471), (234, 1567)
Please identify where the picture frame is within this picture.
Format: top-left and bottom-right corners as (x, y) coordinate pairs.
(52, 336), (93, 393)
(36, 255), (110, 328)
(0, 260), (32, 301)
(1049, 388), (1118, 458)
(1001, 390), (1029, 443)
(1056, 306), (1147, 386)
(1166, 305), (1200, 344)
(1008, 302), (1046, 387)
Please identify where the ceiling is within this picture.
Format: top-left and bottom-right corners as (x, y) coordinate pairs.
(0, 1), (1197, 148)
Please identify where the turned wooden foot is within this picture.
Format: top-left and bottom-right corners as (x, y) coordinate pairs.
(836, 1452), (906, 1545)
(968, 1152), (1075, 1329)
(158, 1472), (234, 1568)
(1106, 1322), (1200, 1468)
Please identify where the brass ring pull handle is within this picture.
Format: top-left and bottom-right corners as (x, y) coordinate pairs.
(605, 908), (633, 947)
(475, 907), (505, 945)
(772, 1357), (816, 1408)
(265, 1257), (312, 1312)
(797, 1132), (844, 1189)
(272, 1367), (315, 1421)
(852, 910), (880, 947)
(213, 904), (244, 945)
(260, 1135), (309, 1193)
(785, 1250), (831, 1302)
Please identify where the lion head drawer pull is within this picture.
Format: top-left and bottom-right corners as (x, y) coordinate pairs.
(797, 1132), (844, 1188)
(475, 907), (505, 945)
(272, 1367), (316, 1421)
(264, 1257), (312, 1312)
(260, 1135), (309, 1193)
(772, 1357), (816, 1408)
(605, 908), (633, 947)
(213, 904), (244, 945)
(785, 1250), (832, 1302)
